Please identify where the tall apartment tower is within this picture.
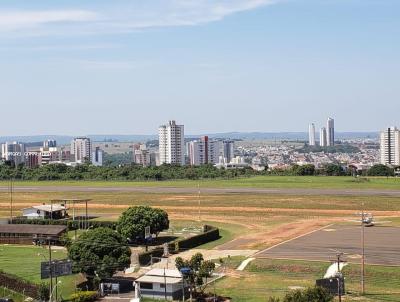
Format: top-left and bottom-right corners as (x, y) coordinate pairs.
(327, 117), (335, 146)
(319, 127), (327, 147)
(380, 127), (400, 165)
(158, 120), (185, 165)
(308, 123), (316, 146)
(222, 140), (235, 163)
(71, 137), (92, 164)
(188, 136), (221, 166)
(1, 141), (25, 165)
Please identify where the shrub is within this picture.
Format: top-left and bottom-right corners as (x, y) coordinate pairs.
(70, 291), (99, 302)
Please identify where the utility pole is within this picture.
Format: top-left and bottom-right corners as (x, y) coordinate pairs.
(361, 205), (365, 295)
(163, 268), (167, 301)
(197, 183), (201, 222)
(9, 177), (13, 223)
(336, 253), (343, 302)
(48, 237), (53, 302)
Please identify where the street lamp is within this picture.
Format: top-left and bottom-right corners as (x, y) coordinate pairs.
(50, 281), (62, 302)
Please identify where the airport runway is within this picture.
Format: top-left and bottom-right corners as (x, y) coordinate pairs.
(1, 185), (400, 196)
(255, 224), (400, 266)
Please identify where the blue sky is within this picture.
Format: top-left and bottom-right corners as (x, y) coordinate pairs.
(0, 0), (399, 135)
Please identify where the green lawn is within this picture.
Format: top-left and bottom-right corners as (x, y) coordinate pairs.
(214, 259), (400, 302)
(0, 245), (82, 299)
(2, 176), (400, 190)
(0, 287), (29, 302)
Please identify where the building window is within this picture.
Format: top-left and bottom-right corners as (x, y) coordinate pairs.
(140, 283), (153, 290)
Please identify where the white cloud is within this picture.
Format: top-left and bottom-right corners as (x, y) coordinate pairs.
(0, 10), (98, 32)
(0, 0), (277, 36)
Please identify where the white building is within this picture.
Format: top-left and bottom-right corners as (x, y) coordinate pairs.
(320, 127), (327, 147)
(158, 120), (185, 165)
(135, 268), (187, 301)
(380, 127), (400, 166)
(22, 204), (67, 220)
(71, 137), (92, 164)
(92, 146), (103, 166)
(133, 144), (151, 167)
(309, 123), (316, 146)
(222, 140), (235, 163)
(1, 141), (25, 165)
(327, 117), (335, 146)
(188, 136), (221, 165)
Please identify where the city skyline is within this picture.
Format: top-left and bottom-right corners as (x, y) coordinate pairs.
(0, 0), (399, 135)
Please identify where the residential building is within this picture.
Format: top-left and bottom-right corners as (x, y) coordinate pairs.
(92, 146), (103, 166)
(327, 117), (335, 146)
(43, 140), (57, 148)
(222, 140), (235, 163)
(188, 136), (221, 165)
(309, 123), (316, 146)
(71, 137), (92, 163)
(133, 144), (151, 167)
(320, 127), (327, 147)
(1, 141), (25, 165)
(380, 127), (400, 165)
(158, 120), (185, 165)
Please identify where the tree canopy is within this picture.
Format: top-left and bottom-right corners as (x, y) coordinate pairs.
(175, 252), (215, 294)
(116, 206), (169, 242)
(67, 227), (131, 281)
(367, 164), (394, 176)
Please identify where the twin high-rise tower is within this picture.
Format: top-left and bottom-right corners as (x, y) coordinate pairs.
(308, 117), (335, 147)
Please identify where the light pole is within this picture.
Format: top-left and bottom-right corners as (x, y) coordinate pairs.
(50, 281), (62, 302)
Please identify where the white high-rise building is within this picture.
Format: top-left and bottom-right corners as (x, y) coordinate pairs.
(380, 127), (400, 166)
(1, 141), (25, 165)
(188, 136), (221, 166)
(327, 117), (335, 146)
(320, 127), (327, 147)
(308, 123), (316, 146)
(92, 146), (103, 166)
(158, 120), (185, 165)
(71, 137), (92, 164)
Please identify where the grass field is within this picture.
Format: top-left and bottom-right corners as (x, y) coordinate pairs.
(0, 287), (29, 302)
(215, 259), (400, 302)
(1, 175), (400, 189)
(0, 245), (83, 299)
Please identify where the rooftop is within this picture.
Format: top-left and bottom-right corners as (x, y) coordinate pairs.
(0, 224), (67, 235)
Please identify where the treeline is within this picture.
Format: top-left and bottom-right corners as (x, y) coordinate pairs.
(0, 161), (396, 181)
(0, 162), (259, 181)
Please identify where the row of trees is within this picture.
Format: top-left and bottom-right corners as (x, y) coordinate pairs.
(0, 162), (258, 181)
(67, 206), (169, 286)
(0, 160), (397, 180)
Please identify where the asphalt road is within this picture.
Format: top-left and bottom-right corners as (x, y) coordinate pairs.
(1, 185), (400, 196)
(255, 224), (400, 266)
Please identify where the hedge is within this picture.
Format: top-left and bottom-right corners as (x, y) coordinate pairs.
(70, 291), (99, 302)
(10, 218), (117, 231)
(0, 271), (39, 299)
(138, 225), (219, 266)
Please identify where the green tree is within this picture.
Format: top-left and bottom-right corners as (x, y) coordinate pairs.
(367, 164), (394, 176)
(116, 206), (169, 242)
(292, 164), (315, 176)
(323, 164), (345, 176)
(67, 227), (131, 286)
(175, 253), (216, 295)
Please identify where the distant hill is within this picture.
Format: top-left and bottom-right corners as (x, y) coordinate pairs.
(0, 132), (378, 144)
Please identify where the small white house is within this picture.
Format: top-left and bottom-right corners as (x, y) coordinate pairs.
(22, 204), (67, 220)
(135, 269), (187, 301)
